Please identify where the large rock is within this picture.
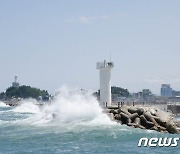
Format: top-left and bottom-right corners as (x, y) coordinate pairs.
(120, 112), (131, 124)
(106, 105), (180, 134)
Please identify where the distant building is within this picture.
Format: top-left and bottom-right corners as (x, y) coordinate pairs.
(161, 84), (172, 97)
(131, 89), (153, 102)
(172, 90), (180, 97)
(142, 89), (151, 97)
(12, 76), (20, 87)
(137, 92), (143, 99)
(142, 89), (152, 101)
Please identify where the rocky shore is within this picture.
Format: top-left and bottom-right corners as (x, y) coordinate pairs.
(104, 105), (180, 134)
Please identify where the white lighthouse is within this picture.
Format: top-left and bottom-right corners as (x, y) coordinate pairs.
(96, 60), (114, 107)
(12, 75), (20, 87)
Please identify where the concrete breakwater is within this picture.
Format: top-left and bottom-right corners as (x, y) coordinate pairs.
(104, 105), (180, 134)
(167, 104), (180, 115)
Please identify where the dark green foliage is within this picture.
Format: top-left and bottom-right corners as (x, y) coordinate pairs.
(0, 92), (5, 99)
(2, 85), (49, 100)
(111, 86), (129, 97)
(93, 86), (130, 98)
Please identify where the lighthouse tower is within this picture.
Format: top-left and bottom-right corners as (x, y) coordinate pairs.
(96, 60), (114, 107)
(12, 75), (20, 87)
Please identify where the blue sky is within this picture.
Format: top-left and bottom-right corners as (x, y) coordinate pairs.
(0, 0), (180, 95)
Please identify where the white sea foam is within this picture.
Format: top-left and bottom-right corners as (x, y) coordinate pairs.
(14, 86), (115, 126)
(0, 101), (8, 107)
(12, 100), (40, 114)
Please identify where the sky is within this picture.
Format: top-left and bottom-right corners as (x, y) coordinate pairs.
(0, 0), (180, 95)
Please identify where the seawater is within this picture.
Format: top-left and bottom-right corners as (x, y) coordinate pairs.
(0, 88), (180, 154)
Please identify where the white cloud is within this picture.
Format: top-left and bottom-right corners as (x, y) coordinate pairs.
(65, 13), (128, 24)
(78, 16), (90, 24)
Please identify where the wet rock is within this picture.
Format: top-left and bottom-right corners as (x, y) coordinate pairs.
(120, 112), (131, 124)
(109, 109), (115, 114)
(119, 108), (131, 116)
(150, 126), (158, 131)
(106, 105), (179, 134)
(175, 121), (180, 127)
(129, 113), (139, 121)
(127, 123), (136, 127)
(153, 116), (166, 128)
(166, 122), (179, 134)
(157, 125), (166, 131)
(149, 108), (157, 116)
(128, 107), (144, 116)
(135, 124), (146, 130)
(128, 108), (137, 114)
(144, 111), (158, 126)
(134, 117), (141, 125)
(139, 115), (148, 126)
(113, 109), (120, 115)
(146, 121), (155, 129)
(136, 108), (144, 116)
(114, 114), (121, 120)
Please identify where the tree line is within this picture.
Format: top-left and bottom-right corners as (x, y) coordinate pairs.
(0, 85), (50, 101)
(94, 86), (130, 97)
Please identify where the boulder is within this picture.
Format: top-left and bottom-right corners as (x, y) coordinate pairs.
(119, 108), (131, 116)
(129, 113), (139, 121)
(135, 124), (146, 130)
(106, 105), (179, 134)
(114, 114), (121, 121)
(139, 115), (148, 126)
(120, 112), (131, 124)
(128, 108), (137, 114)
(144, 111), (158, 126)
(166, 122), (179, 134)
(136, 108), (144, 116)
(128, 107), (144, 116)
(134, 117), (141, 125)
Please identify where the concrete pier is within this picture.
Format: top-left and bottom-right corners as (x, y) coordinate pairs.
(167, 103), (180, 115)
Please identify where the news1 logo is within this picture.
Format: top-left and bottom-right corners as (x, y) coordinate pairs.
(138, 137), (180, 147)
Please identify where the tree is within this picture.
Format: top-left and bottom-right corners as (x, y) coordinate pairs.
(93, 86), (130, 98)
(3, 85), (50, 101)
(111, 86), (129, 97)
(0, 92), (5, 99)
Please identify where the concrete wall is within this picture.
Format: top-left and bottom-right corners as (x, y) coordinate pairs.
(167, 104), (180, 114)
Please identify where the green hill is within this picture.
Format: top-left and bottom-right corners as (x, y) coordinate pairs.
(0, 85), (50, 101)
(94, 86), (130, 98)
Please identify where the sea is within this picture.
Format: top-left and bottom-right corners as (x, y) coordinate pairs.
(0, 87), (180, 154)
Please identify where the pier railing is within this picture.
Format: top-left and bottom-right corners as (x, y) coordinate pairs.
(167, 102), (180, 105)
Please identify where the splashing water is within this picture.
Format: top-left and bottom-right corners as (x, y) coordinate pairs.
(0, 101), (8, 107)
(1, 87), (179, 154)
(12, 86), (115, 126)
(12, 99), (40, 114)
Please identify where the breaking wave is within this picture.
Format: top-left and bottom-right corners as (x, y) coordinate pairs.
(0, 101), (8, 107)
(11, 86), (115, 126)
(12, 100), (40, 114)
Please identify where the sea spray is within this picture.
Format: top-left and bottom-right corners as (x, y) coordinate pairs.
(12, 86), (115, 127)
(1, 89), (178, 154)
(12, 99), (40, 113)
(0, 101), (8, 107)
